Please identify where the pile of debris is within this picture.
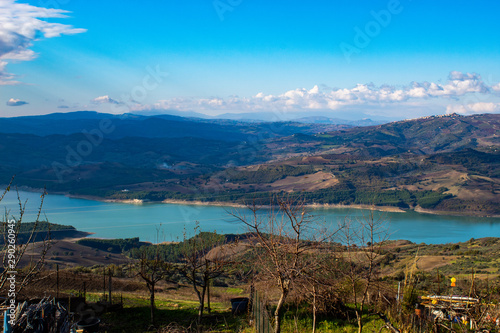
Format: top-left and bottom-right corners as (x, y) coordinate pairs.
(419, 295), (499, 330)
(3, 297), (72, 333)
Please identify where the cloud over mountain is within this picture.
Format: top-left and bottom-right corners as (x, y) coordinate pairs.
(92, 95), (121, 104)
(6, 98), (28, 106)
(134, 72), (500, 116)
(447, 102), (500, 115)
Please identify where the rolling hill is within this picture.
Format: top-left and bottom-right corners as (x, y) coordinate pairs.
(1, 112), (498, 215)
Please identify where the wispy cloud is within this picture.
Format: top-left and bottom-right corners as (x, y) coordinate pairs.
(133, 72), (500, 116)
(0, 0), (86, 85)
(6, 98), (28, 106)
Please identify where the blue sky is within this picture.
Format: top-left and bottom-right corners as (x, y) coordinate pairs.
(2, 0), (500, 119)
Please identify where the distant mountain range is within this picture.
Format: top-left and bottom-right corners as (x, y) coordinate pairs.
(205, 111), (388, 125)
(0, 111), (498, 215)
(0, 111), (352, 139)
(112, 109), (390, 124)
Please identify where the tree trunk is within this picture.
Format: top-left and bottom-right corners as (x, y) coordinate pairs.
(356, 310), (363, 333)
(150, 281), (155, 325)
(207, 279), (211, 314)
(198, 283), (206, 322)
(312, 286), (317, 333)
(357, 284), (369, 333)
(191, 270), (204, 323)
(274, 289), (288, 333)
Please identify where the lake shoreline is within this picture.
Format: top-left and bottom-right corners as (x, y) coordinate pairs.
(4, 185), (499, 218)
(66, 195), (410, 213)
(3, 188), (500, 245)
(65, 195), (500, 217)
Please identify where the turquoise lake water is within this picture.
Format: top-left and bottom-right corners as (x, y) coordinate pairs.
(1, 190), (499, 244)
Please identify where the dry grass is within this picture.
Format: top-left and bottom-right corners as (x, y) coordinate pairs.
(413, 255), (458, 271)
(18, 239), (133, 269)
(267, 171), (338, 192)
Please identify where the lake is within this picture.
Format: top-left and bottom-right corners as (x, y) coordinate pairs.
(1, 190), (499, 244)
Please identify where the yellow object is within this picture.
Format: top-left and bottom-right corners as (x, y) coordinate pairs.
(451, 277), (456, 286)
(432, 300), (438, 304)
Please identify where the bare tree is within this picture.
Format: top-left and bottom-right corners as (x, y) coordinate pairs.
(137, 243), (172, 327)
(231, 195), (332, 333)
(296, 245), (345, 333)
(337, 211), (389, 333)
(1, 178), (52, 294)
(179, 223), (233, 323)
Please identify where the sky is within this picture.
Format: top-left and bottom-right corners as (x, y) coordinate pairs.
(1, 0), (500, 120)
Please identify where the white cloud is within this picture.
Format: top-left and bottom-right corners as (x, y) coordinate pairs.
(92, 95), (121, 105)
(0, 0), (86, 84)
(133, 71), (500, 117)
(492, 83), (500, 92)
(6, 98), (28, 106)
(446, 102), (500, 115)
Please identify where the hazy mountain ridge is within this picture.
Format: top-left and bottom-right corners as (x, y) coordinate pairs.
(0, 111), (350, 140)
(0, 111), (248, 141)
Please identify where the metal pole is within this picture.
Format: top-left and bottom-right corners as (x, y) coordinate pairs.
(437, 268), (440, 295)
(103, 268), (106, 301)
(255, 292), (259, 333)
(108, 268), (112, 304)
(56, 264), (59, 298)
